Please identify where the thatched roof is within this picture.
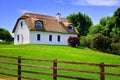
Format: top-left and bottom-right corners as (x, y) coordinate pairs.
(12, 12), (79, 34)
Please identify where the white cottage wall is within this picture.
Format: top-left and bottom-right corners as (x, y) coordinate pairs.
(30, 31), (77, 45)
(14, 20), (30, 44)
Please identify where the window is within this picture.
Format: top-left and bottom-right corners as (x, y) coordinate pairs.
(57, 35), (60, 42)
(68, 25), (73, 30)
(35, 21), (42, 28)
(17, 35), (19, 41)
(20, 21), (23, 27)
(37, 34), (40, 41)
(49, 35), (52, 41)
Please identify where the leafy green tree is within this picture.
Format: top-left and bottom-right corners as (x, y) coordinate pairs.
(85, 7), (120, 54)
(113, 7), (120, 36)
(110, 28), (120, 37)
(113, 7), (120, 29)
(88, 24), (104, 35)
(67, 12), (93, 36)
(0, 28), (12, 42)
(110, 28), (120, 54)
(103, 17), (115, 37)
(99, 16), (112, 26)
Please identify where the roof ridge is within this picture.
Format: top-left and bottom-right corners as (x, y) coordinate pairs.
(21, 12), (67, 21)
(23, 12), (54, 18)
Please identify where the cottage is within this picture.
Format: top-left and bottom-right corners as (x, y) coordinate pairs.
(12, 12), (79, 45)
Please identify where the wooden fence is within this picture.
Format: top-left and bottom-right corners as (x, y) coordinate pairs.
(0, 55), (120, 80)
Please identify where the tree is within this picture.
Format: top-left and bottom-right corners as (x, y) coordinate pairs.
(110, 28), (120, 39)
(84, 7), (120, 54)
(99, 16), (115, 37)
(113, 7), (120, 36)
(99, 16), (112, 26)
(0, 28), (12, 42)
(113, 7), (120, 29)
(88, 24), (104, 35)
(67, 12), (93, 36)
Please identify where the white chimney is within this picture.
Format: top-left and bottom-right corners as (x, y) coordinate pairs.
(56, 13), (61, 22)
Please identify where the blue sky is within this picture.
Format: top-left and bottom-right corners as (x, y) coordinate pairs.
(0, 0), (120, 34)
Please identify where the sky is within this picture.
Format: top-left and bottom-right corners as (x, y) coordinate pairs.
(0, 0), (120, 35)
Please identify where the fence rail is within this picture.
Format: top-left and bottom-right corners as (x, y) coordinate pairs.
(0, 55), (120, 80)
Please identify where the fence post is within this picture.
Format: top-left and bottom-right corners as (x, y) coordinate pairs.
(18, 56), (21, 80)
(53, 59), (57, 80)
(100, 62), (105, 80)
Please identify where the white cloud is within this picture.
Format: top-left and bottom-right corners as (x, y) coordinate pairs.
(70, 0), (120, 6)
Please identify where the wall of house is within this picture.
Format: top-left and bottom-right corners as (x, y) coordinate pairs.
(30, 31), (77, 45)
(14, 20), (30, 44)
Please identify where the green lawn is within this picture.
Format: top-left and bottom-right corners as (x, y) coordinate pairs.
(0, 44), (120, 80)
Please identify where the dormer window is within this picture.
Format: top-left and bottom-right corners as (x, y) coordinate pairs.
(35, 21), (43, 28)
(68, 25), (73, 30)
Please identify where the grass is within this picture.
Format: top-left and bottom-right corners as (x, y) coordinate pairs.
(0, 44), (120, 80)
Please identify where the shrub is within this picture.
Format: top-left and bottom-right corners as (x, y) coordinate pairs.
(0, 28), (13, 42)
(80, 36), (87, 47)
(68, 36), (80, 47)
(80, 36), (92, 47)
(0, 41), (13, 45)
(111, 43), (120, 55)
(90, 33), (111, 52)
(79, 35), (93, 48)
(111, 34), (120, 43)
(85, 35), (93, 48)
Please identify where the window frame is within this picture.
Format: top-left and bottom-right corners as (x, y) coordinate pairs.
(20, 21), (23, 27)
(57, 35), (60, 42)
(49, 35), (52, 42)
(37, 34), (41, 41)
(17, 35), (19, 41)
(68, 25), (73, 30)
(35, 21), (43, 28)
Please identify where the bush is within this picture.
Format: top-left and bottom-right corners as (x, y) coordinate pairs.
(0, 41), (13, 45)
(90, 33), (111, 52)
(111, 34), (120, 43)
(68, 36), (80, 47)
(0, 28), (13, 42)
(80, 35), (93, 48)
(111, 43), (120, 55)
(85, 35), (93, 48)
(80, 36), (87, 47)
